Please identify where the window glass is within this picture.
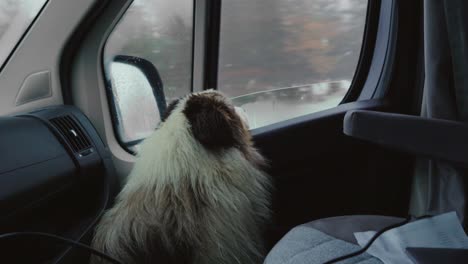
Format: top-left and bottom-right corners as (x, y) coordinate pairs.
(104, 0), (193, 145)
(0, 0), (48, 69)
(218, 0), (368, 128)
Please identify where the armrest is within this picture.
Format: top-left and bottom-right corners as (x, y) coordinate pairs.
(343, 110), (468, 167)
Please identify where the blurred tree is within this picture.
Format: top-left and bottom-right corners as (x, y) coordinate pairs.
(219, 0), (316, 97)
(218, 0), (366, 98)
(0, 0), (17, 37)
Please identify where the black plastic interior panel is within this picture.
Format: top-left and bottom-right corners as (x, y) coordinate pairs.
(252, 99), (390, 171)
(0, 117), (76, 219)
(0, 106), (118, 264)
(344, 110), (468, 167)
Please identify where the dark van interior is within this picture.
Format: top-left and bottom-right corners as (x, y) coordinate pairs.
(0, 0), (467, 263)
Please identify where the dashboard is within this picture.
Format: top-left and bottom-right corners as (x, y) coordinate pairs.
(0, 106), (118, 263)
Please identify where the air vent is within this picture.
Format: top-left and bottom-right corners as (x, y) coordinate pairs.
(50, 115), (92, 154)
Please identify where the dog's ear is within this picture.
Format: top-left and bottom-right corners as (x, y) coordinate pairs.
(183, 94), (241, 151)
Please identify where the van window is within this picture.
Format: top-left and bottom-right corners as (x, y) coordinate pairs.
(0, 0), (48, 70)
(218, 0), (368, 128)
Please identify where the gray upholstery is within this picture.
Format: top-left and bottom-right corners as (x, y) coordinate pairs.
(265, 215), (403, 264)
(303, 215), (403, 244)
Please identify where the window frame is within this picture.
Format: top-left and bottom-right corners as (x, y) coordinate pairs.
(356, 0), (398, 100)
(100, 0), (135, 153)
(340, 0), (382, 103)
(202, 0), (221, 90)
(0, 0), (49, 73)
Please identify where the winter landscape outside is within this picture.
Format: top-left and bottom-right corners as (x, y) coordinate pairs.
(218, 0), (367, 128)
(0, 0), (367, 143)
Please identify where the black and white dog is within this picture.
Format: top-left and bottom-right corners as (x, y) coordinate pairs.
(91, 90), (272, 264)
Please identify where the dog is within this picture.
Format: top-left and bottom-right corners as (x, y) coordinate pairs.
(91, 90), (272, 264)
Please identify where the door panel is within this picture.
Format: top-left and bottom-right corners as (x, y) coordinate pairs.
(252, 100), (413, 247)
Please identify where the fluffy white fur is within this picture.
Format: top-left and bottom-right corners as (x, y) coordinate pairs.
(91, 92), (272, 264)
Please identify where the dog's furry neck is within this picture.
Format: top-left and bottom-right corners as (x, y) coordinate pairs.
(126, 94), (263, 188)
(92, 91), (271, 264)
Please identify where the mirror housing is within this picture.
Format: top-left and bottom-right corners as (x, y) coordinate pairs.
(112, 55), (167, 117)
(107, 55), (167, 150)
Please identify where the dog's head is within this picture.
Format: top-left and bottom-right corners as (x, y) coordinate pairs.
(161, 90), (253, 153)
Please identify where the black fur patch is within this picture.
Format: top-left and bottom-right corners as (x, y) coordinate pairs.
(162, 99), (180, 122)
(182, 93), (244, 151)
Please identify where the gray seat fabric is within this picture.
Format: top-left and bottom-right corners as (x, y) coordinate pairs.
(305, 215), (404, 244)
(265, 215), (403, 264)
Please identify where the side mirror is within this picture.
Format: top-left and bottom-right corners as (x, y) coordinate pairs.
(111, 55), (167, 116)
(107, 55), (167, 148)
